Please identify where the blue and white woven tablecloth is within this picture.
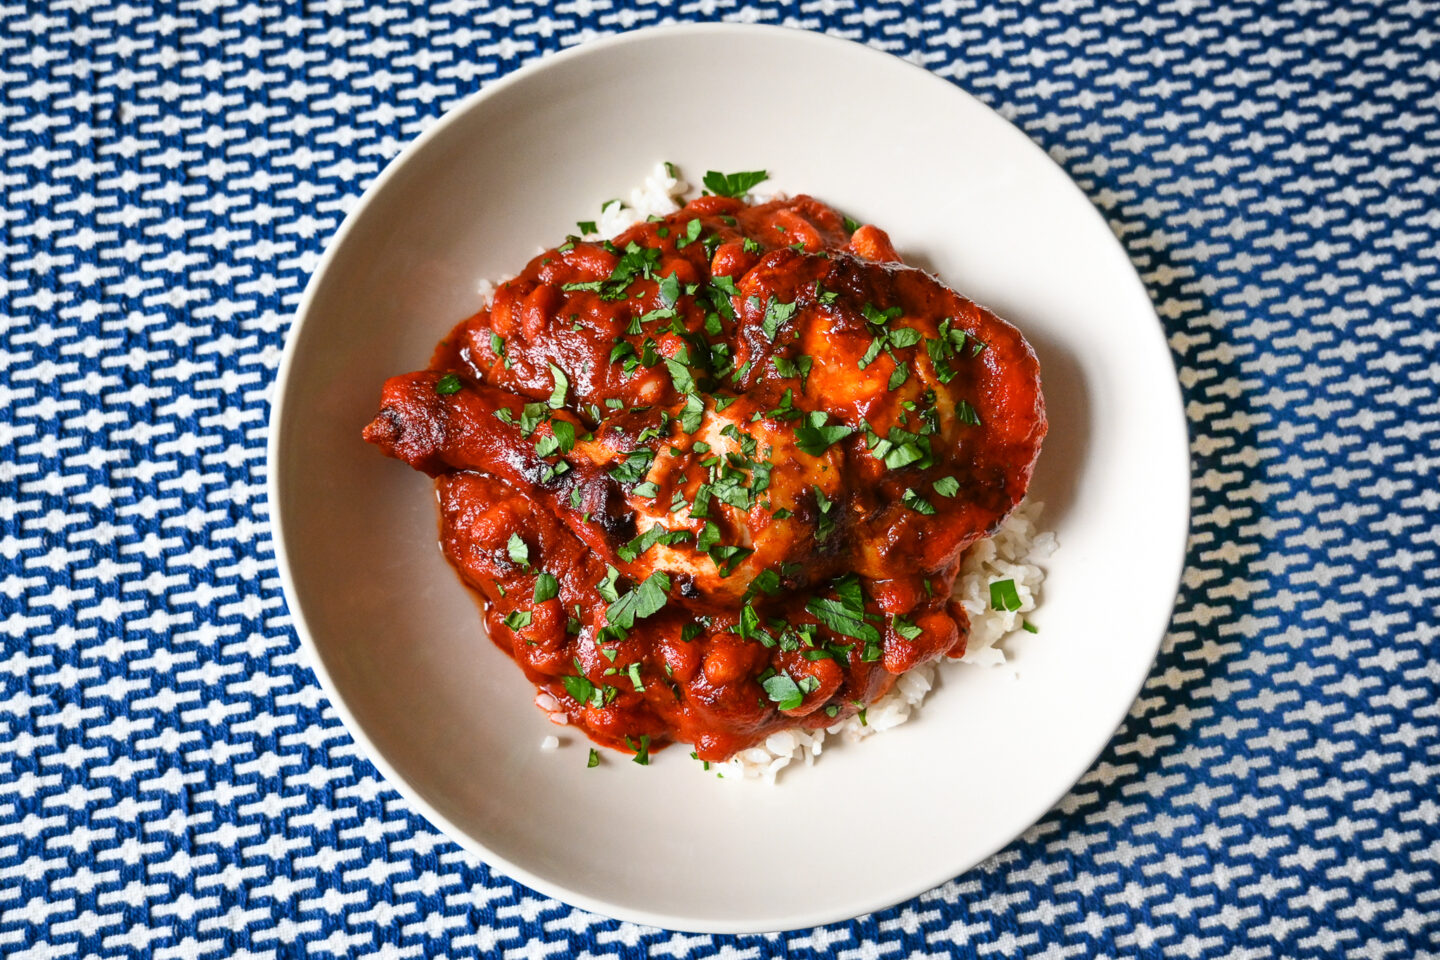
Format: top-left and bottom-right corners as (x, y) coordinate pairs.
(3, 1), (1438, 956)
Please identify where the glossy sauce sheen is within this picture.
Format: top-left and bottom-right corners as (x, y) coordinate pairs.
(364, 194), (1046, 762)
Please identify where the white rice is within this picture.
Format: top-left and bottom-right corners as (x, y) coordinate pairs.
(508, 166), (1057, 781)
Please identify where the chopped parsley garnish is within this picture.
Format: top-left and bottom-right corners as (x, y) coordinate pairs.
(507, 533), (530, 567)
(679, 394), (705, 434)
(933, 475), (961, 498)
(606, 571), (672, 630)
(901, 488), (936, 515)
(608, 448), (656, 484)
(762, 673), (804, 711)
(794, 410), (854, 456)
(657, 272), (682, 307)
(561, 241), (661, 301)
(892, 615), (923, 640)
(587, 748), (600, 768)
(990, 578), (1023, 613)
(533, 572), (559, 603)
(862, 303), (903, 326)
(761, 297), (798, 340)
(771, 354), (813, 391)
(628, 734), (651, 765)
(503, 610), (532, 630)
(814, 486), (837, 542)
(703, 169), (769, 198)
(547, 363), (569, 409)
(707, 543), (753, 577)
(618, 526), (694, 562)
(1023, 621), (1038, 634)
(843, 215), (862, 233)
(675, 217), (704, 249)
(577, 220), (597, 234)
(434, 373), (463, 395)
(887, 327), (923, 349)
(806, 574), (881, 644)
(956, 400), (982, 426)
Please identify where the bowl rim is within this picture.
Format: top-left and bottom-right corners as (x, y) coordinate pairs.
(266, 20), (1191, 934)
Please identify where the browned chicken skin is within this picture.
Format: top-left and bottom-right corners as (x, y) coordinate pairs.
(364, 193), (1046, 762)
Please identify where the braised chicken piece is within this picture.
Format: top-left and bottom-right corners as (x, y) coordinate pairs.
(364, 192), (1046, 763)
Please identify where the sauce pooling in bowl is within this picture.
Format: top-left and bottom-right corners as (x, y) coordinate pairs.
(364, 192), (1046, 763)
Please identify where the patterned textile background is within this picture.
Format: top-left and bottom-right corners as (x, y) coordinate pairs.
(2, 0), (1437, 957)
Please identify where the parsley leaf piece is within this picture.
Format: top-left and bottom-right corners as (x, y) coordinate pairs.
(435, 373), (463, 396)
(933, 475), (961, 498)
(587, 748), (600, 768)
(576, 219), (598, 234)
(794, 410), (854, 456)
(547, 363), (569, 409)
(888, 364), (909, 391)
(707, 543), (753, 577)
(507, 534), (530, 567)
(597, 565), (622, 603)
(901, 488), (936, 515)
(675, 217), (703, 249)
(843, 215), (862, 233)
(806, 574), (881, 644)
(703, 169), (769, 198)
(630, 733), (651, 765)
(761, 298), (798, 340)
(859, 336), (885, 369)
(657, 272), (682, 307)
(679, 393), (704, 434)
(608, 449), (655, 484)
(563, 672), (594, 704)
(664, 356), (696, 394)
(861, 303), (903, 326)
(533, 572), (559, 603)
(892, 615), (923, 640)
(990, 578), (1023, 613)
(606, 571), (672, 630)
(762, 673), (803, 711)
(887, 327), (923, 349)
(551, 420), (576, 453)
(503, 610), (532, 630)
(957, 400), (982, 426)
(617, 526), (694, 562)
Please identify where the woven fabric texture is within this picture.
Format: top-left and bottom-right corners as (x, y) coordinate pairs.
(1, 1), (1437, 957)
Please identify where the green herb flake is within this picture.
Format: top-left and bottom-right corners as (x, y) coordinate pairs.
(606, 571), (672, 630)
(434, 373), (463, 396)
(546, 363), (569, 409)
(761, 297), (798, 341)
(933, 476), (961, 498)
(507, 533), (530, 567)
(762, 673), (803, 711)
(990, 578), (1023, 613)
(794, 410), (854, 456)
(901, 488), (936, 515)
(703, 169), (769, 199)
(587, 748), (600, 768)
(892, 615), (923, 640)
(503, 610), (532, 630)
(629, 734), (651, 765)
(533, 572), (559, 603)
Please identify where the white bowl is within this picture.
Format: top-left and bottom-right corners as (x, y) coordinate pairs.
(268, 23), (1189, 933)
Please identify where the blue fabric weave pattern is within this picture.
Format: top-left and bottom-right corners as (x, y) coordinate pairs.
(2, 1), (1437, 956)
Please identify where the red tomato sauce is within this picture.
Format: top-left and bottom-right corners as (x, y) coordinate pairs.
(364, 193), (1046, 762)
